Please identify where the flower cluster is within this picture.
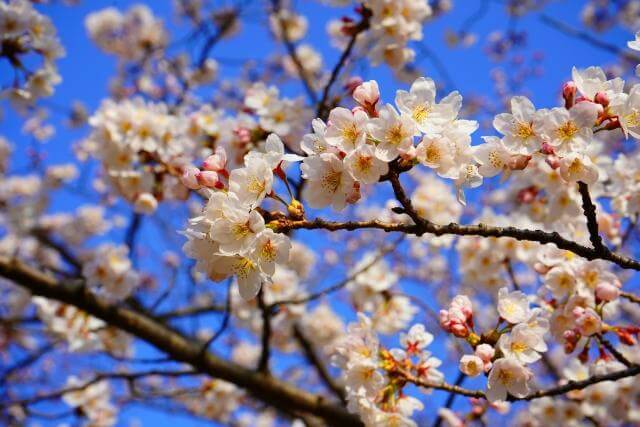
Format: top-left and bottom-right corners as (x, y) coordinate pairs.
(536, 248), (625, 350)
(80, 98), (195, 211)
(0, 0), (64, 104)
(178, 379), (243, 423)
(62, 377), (117, 427)
(300, 77), (481, 208)
(183, 134), (299, 300)
(33, 297), (130, 355)
(439, 289), (549, 402)
(327, 0), (434, 69)
(244, 82), (311, 147)
(85, 4), (167, 61)
(82, 244), (140, 301)
(332, 314), (443, 426)
(365, 0), (433, 69)
(515, 358), (640, 426)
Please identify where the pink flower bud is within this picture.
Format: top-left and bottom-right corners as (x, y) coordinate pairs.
(545, 154), (560, 170)
(202, 147), (227, 171)
(450, 322), (470, 338)
(507, 154), (531, 171)
(181, 166), (202, 190)
(353, 80), (380, 108)
(451, 295), (473, 320)
(594, 91), (609, 107)
(595, 282), (620, 302)
(345, 183), (361, 204)
(540, 142), (555, 155)
(533, 262), (551, 275)
(563, 81), (577, 108)
(197, 170), (219, 188)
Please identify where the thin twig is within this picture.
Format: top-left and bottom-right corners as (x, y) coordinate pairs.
(268, 235), (404, 310)
(199, 278), (233, 355)
(596, 334), (634, 367)
(293, 324), (346, 404)
(315, 8), (371, 120)
(257, 288), (272, 374)
(578, 182), (605, 253)
(271, 0), (318, 104)
(540, 14), (640, 63)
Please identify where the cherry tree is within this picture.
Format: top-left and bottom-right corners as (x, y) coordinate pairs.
(2, 0), (640, 426)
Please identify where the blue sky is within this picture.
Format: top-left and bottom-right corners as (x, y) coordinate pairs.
(1, 0), (637, 426)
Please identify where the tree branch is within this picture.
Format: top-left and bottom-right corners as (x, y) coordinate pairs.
(578, 182), (605, 253)
(276, 218), (640, 271)
(315, 10), (370, 120)
(0, 256), (361, 426)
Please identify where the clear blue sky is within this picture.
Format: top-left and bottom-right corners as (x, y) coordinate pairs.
(1, 1), (635, 425)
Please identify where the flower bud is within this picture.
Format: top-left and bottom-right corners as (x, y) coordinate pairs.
(507, 154), (531, 171)
(202, 147), (227, 171)
(545, 154), (560, 169)
(197, 170), (219, 188)
(573, 307), (602, 336)
(353, 80), (380, 108)
(595, 282), (620, 302)
(181, 166), (202, 190)
(563, 81), (577, 109)
(616, 329), (637, 346)
(594, 91), (609, 107)
(563, 329), (579, 353)
(517, 186), (538, 204)
(540, 142), (555, 155)
(287, 199), (305, 220)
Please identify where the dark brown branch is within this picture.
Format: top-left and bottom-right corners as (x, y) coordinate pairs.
(504, 258), (520, 291)
(31, 228), (82, 273)
(403, 361), (640, 402)
(156, 304), (225, 320)
(257, 288), (272, 374)
(197, 10), (238, 68)
(596, 334), (633, 367)
(0, 257), (361, 426)
(578, 182), (605, 253)
(621, 291), (640, 305)
(387, 162), (424, 226)
(0, 342), (57, 384)
(2, 369), (199, 408)
(276, 218), (640, 271)
(199, 278), (232, 354)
